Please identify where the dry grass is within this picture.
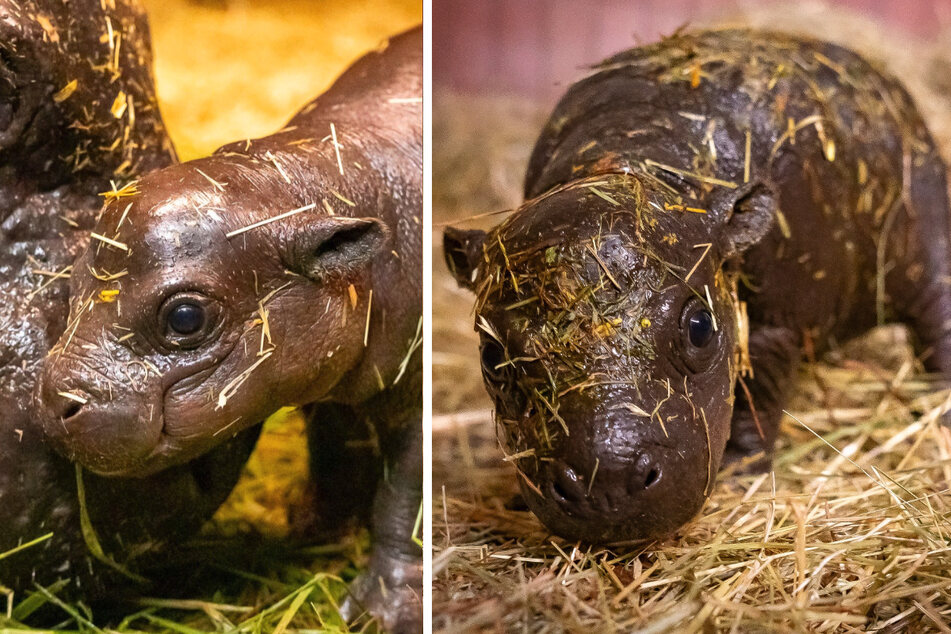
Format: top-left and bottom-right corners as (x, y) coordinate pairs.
(433, 4), (951, 631)
(433, 339), (951, 632)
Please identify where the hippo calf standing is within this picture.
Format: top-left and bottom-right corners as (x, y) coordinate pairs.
(35, 26), (422, 631)
(445, 29), (951, 542)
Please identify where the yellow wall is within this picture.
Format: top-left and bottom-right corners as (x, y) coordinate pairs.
(141, 0), (422, 160)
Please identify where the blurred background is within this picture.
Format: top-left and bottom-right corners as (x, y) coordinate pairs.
(143, 0), (420, 161)
(435, 0), (951, 103)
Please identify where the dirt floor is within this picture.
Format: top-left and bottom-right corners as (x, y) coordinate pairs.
(432, 3), (951, 631)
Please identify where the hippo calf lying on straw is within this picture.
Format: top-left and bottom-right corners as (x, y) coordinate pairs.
(445, 29), (951, 543)
(35, 25), (423, 631)
(0, 0), (257, 600)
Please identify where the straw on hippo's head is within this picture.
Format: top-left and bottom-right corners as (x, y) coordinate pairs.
(35, 157), (386, 476)
(445, 173), (775, 542)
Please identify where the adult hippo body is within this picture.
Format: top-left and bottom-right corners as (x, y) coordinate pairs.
(0, 0), (257, 601)
(36, 26), (423, 631)
(445, 30), (951, 542)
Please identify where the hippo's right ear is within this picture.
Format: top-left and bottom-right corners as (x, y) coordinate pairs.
(443, 227), (486, 291)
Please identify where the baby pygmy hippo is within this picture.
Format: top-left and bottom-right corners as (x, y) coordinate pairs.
(35, 26), (422, 632)
(446, 29), (951, 543)
(0, 0), (256, 597)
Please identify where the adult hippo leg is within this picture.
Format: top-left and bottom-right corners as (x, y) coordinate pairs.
(340, 396), (423, 633)
(301, 402), (382, 536)
(722, 326), (800, 471)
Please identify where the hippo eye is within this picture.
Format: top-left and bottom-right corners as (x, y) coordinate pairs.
(687, 309), (715, 348)
(679, 299), (719, 372)
(168, 303), (205, 335)
(158, 292), (221, 350)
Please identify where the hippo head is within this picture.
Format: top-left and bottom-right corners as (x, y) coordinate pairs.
(445, 173), (775, 542)
(35, 157), (386, 476)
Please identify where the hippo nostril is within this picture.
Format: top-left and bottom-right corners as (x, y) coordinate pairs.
(643, 468), (660, 489)
(551, 481), (569, 504)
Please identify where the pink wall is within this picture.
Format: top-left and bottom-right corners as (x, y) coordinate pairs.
(434, 0), (951, 102)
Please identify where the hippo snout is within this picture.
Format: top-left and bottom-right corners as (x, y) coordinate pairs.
(523, 447), (708, 543)
(35, 357), (163, 476)
(511, 401), (715, 543)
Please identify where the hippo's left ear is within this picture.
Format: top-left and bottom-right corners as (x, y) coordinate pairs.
(443, 227), (487, 291)
(716, 182), (778, 259)
(286, 216), (388, 282)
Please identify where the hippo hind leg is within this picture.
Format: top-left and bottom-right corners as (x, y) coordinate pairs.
(722, 325), (800, 472)
(899, 285), (951, 393)
(887, 151), (951, 410)
(302, 394), (422, 631)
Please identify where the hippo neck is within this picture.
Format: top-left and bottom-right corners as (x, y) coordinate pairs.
(524, 88), (758, 200)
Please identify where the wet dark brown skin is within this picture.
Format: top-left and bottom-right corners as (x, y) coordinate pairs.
(35, 26), (423, 632)
(446, 29), (951, 544)
(0, 0), (258, 600)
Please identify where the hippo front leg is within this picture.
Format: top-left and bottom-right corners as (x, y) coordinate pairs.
(340, 407), (423, 633)
(904, 291), (951, 415)
(722, 326), (800, 471)
(298, 402), (382, 538)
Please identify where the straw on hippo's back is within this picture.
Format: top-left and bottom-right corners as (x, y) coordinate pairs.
(445, 29), (951, 543)
(36, 26), (423, 631)
(0, 0), (258, 600)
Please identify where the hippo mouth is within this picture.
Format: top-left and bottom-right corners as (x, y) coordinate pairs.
(67, 401), (226, 479)
(105, 344), (251, 478)
(93, 434), (206, 478)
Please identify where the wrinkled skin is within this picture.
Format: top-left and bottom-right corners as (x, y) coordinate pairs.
(446, 29), (951, 543)
(35, 26), (423, 632)
(0, 0), (257, 601)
